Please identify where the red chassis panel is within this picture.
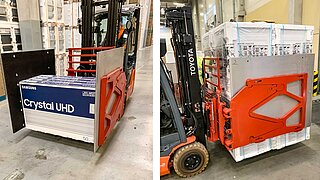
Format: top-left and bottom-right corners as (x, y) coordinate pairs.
(98, 67), (127, 146)
(206, 73), (308, 150)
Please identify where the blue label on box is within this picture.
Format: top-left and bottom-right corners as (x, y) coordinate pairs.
(21, 85), (95, 119)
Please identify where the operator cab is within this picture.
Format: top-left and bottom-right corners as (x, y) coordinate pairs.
(160, 38), (186, 156)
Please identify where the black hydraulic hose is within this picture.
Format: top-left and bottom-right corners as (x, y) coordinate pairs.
(185, 106), (198, 136)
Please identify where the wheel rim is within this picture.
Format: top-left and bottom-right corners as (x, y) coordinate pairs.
(182, 153), (202, 171)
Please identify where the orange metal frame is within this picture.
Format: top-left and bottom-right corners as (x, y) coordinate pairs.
(67, 47), (114, 76)
(203, 57), (223, 143)
(98, 67), (126, 146)
(226, 73), (307, 149)
(203, 57), (308, 150)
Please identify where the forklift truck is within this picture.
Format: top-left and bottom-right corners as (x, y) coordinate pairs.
(160, 7), (209, 177)
(160, 6), (313, 177)
(1, 0), (141, 151)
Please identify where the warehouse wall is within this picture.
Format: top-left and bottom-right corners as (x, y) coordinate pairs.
(244, 0), (319, 70)
(191, 0), (206, 50)
(302, 0), (320, 70)
(244, 0), (289, 23)
(222, 0), (234, 22)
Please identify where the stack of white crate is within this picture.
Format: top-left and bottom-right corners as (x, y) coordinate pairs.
(202, 22), (314, 162)
(203, 22), (313, 100)
(64, 1), (81, 50)
(40, 0), (66, 76)
(0, 0), (21, 53)
(64, 0), (82, 71)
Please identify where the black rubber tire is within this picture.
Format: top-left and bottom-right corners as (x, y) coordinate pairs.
(173, 142), (209, 178)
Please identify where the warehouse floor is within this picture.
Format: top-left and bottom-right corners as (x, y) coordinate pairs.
(162, 101), (320, 180)
(0, 47), (153, 180)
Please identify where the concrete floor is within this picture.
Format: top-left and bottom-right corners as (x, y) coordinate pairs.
(162, 101), (320, 180)
(0, 47), (153, 180)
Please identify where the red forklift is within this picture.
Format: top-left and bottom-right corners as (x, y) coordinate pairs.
(1, 0), (141, 151)
(160, 7), (312, 177)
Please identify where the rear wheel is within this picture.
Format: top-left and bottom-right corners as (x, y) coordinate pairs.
(173, 142), (209, 178)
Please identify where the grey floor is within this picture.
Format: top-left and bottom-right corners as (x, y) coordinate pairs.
(0, 47), (153, 180)
(162, 101), (320, 180)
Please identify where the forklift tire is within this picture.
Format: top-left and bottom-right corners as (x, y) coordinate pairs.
(173, 142), (209, 178)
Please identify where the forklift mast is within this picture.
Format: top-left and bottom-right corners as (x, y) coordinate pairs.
(165, 7), (206, 145)
(81, 0), (94, 48)
(76, 0), (140, 92)
(81, 0), (124, 48)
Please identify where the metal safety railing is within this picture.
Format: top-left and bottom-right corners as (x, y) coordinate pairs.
(67, 47), (114, 76)
(203, 57), (222, 92)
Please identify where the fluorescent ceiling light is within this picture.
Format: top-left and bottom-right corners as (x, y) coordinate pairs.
(173, 3), (185, 7)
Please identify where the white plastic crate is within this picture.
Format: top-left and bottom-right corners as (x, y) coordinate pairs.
(204, 22), (313, 58)
(40, 0), (55, 23)
(41, 25), (56, 52)
(56, 0), (64, 23)
(0, 1), (18, 23)
(229, 127), (310, 162)
(64, 2), (80, 27)
(0, 0), (5, 6)
(273, 24), (313, 55)
(64, 3), (72, 26)
(65, 27), (81, 51)
(41, 23), (66, 54)
(57, 25), (65, 53)
(65, 26), (72, 49)
(73, 28), (81, 48)
(55, 53), (67, 76)
(0, 5), (8, 21)
(40, 0), (64, 24)
(0, 22), (21, 52)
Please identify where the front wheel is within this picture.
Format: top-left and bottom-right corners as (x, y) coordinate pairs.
(173, 142), (209, 178)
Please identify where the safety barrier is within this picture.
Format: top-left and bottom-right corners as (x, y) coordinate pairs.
(67, 47), (114, 76)
(203, 57), (222, 92)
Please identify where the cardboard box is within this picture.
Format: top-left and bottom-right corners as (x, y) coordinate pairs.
(20, 75), (96, 143)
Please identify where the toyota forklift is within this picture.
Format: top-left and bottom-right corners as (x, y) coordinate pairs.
(160, 7), (209, 177)
(1, 0), (141, 151)
(160, 6), (313, 178)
